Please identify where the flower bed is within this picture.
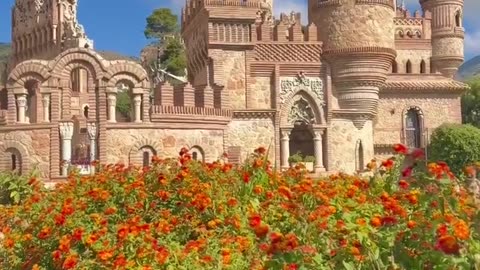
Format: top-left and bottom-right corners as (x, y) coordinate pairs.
(1, 146), (479, 269)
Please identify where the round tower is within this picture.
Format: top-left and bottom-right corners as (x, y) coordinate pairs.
(309, 0), (396, 172)
(420, 0), (464, 78)
(310, 0), (396, 114)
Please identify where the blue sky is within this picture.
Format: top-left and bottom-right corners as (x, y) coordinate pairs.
(0, 0), (478, 60)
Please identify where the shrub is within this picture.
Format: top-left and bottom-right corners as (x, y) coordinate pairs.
(304, 155), (316, 163)
(428, 123), (480, 175)
(0, 171), (39, 205)
(0, 146), (479, 269)
(288, 152), (303, 163)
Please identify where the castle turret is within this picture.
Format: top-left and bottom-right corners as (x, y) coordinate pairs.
(310, 0), (396, 114)
(309, 0), (396, 172)
(420, 0), (464, 78)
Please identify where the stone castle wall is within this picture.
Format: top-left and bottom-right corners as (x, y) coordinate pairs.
(105, 129), (225, 164)
(375, 93), (462, 145)
(210, 50), (246, 110)
(0, 128), (51, 177)
(395, 49), (432, 73)
(249, 77), (272, 109)
(226, 119), (275, 163)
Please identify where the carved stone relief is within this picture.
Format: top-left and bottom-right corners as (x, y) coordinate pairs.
(279, 73), (325, 106)
(287, 97), (316, 125)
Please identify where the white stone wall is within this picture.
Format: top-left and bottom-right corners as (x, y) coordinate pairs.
(250, 77), (272, 109)
(395, 49), (432, 73)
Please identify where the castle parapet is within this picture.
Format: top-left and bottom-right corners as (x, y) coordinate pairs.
(150, 105), (232, 124)
(394, 8), (432, 40)
(256, 13), (319, 42)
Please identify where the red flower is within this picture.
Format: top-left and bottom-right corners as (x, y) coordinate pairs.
(242, 172), (250, 183)
(249, 214), (262, 228)
(402, 166), (413, 177)
(381, 159), (395, 170)
(62, 254), (78, 269)
(393, 144), (408, 154)
(411, 148), (425, 160)
(436, 235), (460, 255)
(399, 179), (409, 189)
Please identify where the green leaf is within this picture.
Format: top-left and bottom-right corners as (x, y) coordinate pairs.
(342, 261), (356, 270)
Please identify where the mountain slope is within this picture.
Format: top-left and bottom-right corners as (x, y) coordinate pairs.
(458, 55), (480, 81)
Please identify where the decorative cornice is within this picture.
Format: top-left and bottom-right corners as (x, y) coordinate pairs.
(323, 47), (397, 57)
(233, 110), (276, 119)
(355, 0), (395, 10)
(330, 110), (375, 130)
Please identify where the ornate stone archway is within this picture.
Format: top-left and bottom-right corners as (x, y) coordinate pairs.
(278, 73), (326, 172)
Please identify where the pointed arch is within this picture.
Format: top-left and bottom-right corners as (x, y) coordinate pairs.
(420, 60), (426, 74)
(280, 89), (325, 126)
(392, 60), (398, 73)
(355, 140), (364, 172)
(406, 60), (412, 74)
(455, 10), (462, 27)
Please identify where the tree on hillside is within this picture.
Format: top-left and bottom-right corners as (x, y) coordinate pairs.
(144, 8), (186, 77)
(461, 78), (480, 127)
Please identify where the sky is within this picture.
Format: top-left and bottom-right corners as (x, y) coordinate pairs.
(0, 0), (478, 60)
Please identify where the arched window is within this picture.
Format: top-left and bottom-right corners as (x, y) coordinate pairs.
(71, 68), (88, 93)
(25, 80), (38, 124)
(116, 81), (134, 123)
(5, 148), (22, 174)
(420, 60), (426, 74)
(355, 140), (364, 172)
(139, 146), (156, 167)
(143, 151), (150, 167)
(406, 60), (412, 74)
(392, 60), (398, 73)
(455, 11), (461, 27)
(405, 108), (422, 148)
(190, 146), (205, 163)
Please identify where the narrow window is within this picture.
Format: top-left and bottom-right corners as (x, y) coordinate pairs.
(143, 151), (150, 167)
(455, 12), (461, 27)
(420, 60), (426, 74)
(356, 141), (364, 172)
(405, 109), (422, 148)
(406, 60), (412, 74)
(392, 60), (398, 73)
(83, 105), (89, 118)
(192, 152), (198, 161)
(11, 154), (16, 171)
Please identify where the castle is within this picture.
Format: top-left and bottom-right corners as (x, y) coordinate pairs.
(0, 0), (468, 182)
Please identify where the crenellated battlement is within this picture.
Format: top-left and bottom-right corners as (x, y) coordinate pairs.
(394, 8), (432, 40)
(256, 12), (319, 42)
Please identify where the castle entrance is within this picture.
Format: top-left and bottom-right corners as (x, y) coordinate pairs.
(289, 122), (314, 159)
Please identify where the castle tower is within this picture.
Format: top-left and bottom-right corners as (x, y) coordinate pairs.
(10, 0), (93, 66)
(309, 0), (396, 171)
(420, 0), (464, 78)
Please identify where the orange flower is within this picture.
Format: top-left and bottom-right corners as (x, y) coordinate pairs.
(370, 217), (382, 228)
(32, 264), (40, 270)
(254, 224), (269, 238)
(350, 246), (361, 256)
(253, 185), (264, 195)
(3, 237), (14, 249)
(407, 220), (416, 229)
(38, 227), (51, 239)
(381, 159), (395, 170)
(278, 186), (293, 200)
(98, 249), (114, 261)
(62, 254), (78, 269)
(453, 220), (470, 240)
(104, 207), (117, 215)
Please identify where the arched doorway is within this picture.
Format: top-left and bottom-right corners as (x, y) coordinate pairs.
(289, 122), (314, 159)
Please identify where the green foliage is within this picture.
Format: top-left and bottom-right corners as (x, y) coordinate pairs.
(428, 123), (480, 174)
(160, 38), (186, 76)
(144, 8), (179, 40)
(462, 78), (480, 127)
(304, 155), (316, 163)
(115, 90), (132, 118)
(288, 153), (303, 163)
(0, 171), (37, 205)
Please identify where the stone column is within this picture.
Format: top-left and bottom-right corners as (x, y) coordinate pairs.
(281, 129), (291, 169)
(107, 93), (116, 123)
(59, 121), (74, 176)
(133, 95), (142, 123)
(313, 130), (325, 172)
(87, 122), (97, 174)
(42, 94), (51, 123)
(16, 94), (27, 123)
